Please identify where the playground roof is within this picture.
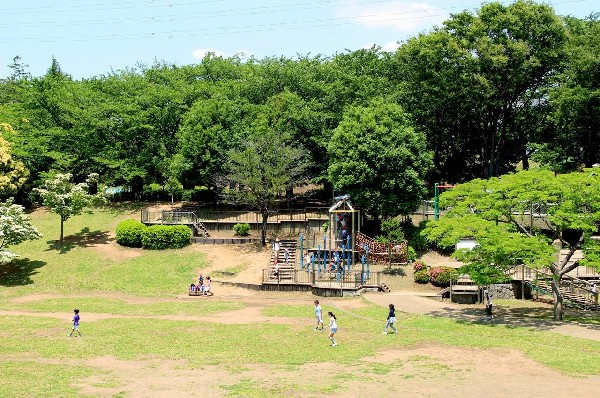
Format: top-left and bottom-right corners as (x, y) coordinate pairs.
(329, 195), (358, 212)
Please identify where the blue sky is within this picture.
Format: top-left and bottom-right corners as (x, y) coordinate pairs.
(1, 0), (598, 79)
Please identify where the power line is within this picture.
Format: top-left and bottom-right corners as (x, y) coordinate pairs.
(0, 0), (592, 44)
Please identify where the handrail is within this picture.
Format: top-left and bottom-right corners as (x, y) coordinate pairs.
(518, 264), (598, 307)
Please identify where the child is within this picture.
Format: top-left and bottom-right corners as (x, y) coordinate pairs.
(383, 304), (397, 334)
(68, 309), (82, 337)
(326, 311), (337, 347)
(202, 276), (212, 296)
(314, 300), (323, 330)
(484, 288), (493, 319)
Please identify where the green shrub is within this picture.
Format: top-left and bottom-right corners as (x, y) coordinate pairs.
(413, 260), (427, 272)
(233, 223), (251, 236)
(429, 266), (458, 287)
(115, 219), (147, 247)
(414, 270), (430, 284)
(407, 246), (417, 262)
(141, 225), (192, 250)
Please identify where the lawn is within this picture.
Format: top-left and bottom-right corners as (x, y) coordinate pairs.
(1, 206), (599, 397)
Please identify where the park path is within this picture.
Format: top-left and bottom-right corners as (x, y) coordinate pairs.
(363, 291), (600, 342)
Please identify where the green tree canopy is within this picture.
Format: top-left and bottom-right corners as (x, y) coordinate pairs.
(395, 0), (567, 181)
(423, 169), (600, 320)
(327, 98), (432, 220)
(0, 123), (29, 197)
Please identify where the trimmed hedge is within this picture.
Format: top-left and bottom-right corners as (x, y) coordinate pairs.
(115, 219), (147, 247)
(233, 223), (251, 237)
(141, 225), (192, 250)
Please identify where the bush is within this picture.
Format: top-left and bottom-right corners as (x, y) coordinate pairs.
(429, 266), (458, 287)
(115, 219), (147, 247)
(407, 246), (417, 262)
(233, 223), (251, 236)
(413, 260), (427, 272)
(414, 270), (430, 284)
(141, 225), (192, 250)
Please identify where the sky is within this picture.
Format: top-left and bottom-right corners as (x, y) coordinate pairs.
(0, 0), (598, 79)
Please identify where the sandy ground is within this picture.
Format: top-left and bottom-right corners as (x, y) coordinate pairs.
(5, 237), (600, 397)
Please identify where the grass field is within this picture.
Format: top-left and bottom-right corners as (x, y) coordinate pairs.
(1, 206), (599, 397)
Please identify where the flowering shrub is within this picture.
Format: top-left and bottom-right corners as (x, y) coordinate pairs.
(413, 260), (427, 272)
(429, 266), (457, 287)
(414, 270), (430, 284)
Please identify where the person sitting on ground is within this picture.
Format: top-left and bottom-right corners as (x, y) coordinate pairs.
(189, 283), (196, 293)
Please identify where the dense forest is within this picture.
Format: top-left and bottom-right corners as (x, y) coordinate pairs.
(0, 1), (598, 218)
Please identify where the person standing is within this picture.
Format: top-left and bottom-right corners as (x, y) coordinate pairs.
(326, 311), (337, 347)
(198, 273), (204, 287)
(484, 287), (493, 319)
(68, 309), (82, 337)
(284, 247), (290, 265)
(383, 304), (397, 334)
(314, 300), (323, 330)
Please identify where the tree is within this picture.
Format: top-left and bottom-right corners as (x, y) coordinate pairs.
(395, 0), (567, 181)
(34, 173), (106, 243)
(0, 123), (29, 197)
(221, 115), (308, 246)
(423, 169), (600, 320)
(0, 198), (42, 264)
(327, 98), (433, 221)
(538, 14), (600, 171)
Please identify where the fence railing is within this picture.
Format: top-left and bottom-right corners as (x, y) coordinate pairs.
(511, 264), (598, 306)
(142, 208), (329, 225)
(141, 210), (198, 224)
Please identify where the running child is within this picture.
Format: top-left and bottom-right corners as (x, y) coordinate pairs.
(314, 300), (323, 330)
(383, 304), (397, 334)
(326, 311), (337, 347)
(68, 309), (82, 337)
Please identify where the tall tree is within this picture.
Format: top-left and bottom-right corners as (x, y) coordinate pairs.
(423, 169), (600, 320)
(34, 173), (106, 243)
(221, 113), (307, 246)
(327, 98), (433, 221)
(538, 14), (600, 171)
(395, 0), (567, 181)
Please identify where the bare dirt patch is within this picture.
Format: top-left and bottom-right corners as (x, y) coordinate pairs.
(11, 345), (599, 398)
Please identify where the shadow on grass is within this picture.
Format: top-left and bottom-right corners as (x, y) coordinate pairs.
(46, 227), (114, 254)
(426, 304), (600, 333)
(0, 258), (46, 286)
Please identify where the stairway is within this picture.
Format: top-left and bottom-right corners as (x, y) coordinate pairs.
(529, 279), (598, 310)
(192, 222), (211, 238)
(268, 239), (297, 282)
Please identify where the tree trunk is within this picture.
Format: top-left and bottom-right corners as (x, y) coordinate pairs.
(60, 217), (64, 244)
(260, 210), (269, 247)
(551, 276), (563, 321)
(286, 186), (293, 209)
